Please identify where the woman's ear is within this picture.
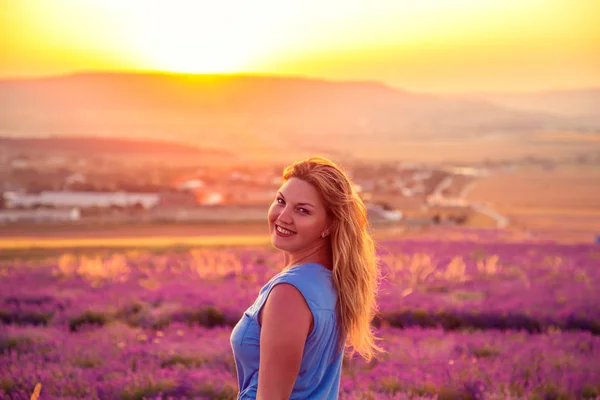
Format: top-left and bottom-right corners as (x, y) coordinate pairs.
(326, 219), (336, 237)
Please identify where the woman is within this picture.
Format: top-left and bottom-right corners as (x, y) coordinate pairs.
(230, 156), (382, 399)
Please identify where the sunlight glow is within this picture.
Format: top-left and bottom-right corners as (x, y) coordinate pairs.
(1, 0), (599, 91)
(120, 1), (279, 73)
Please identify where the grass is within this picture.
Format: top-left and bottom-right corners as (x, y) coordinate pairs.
(469, 344), (501, 358)
(0, 309), (54, 326)
(0, 243), (271, 264)
(160, 354), (208, 368)
(182, 306), (229, 328)
(73, 356), (103, 369)
(450, 290), (486, 302)
(0, 236), (271, 252)
(0, 334), (33, 353)
(0, 377), (16, 394)
(69, 311), (110, 332)
(119, 379), (177, 400)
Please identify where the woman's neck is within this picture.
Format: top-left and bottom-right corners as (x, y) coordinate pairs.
(284, 242), (333, 271)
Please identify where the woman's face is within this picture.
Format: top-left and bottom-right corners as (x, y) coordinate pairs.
(267, 177), (330, 253)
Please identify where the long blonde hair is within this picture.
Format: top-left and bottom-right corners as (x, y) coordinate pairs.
(282, 156), (383, 362)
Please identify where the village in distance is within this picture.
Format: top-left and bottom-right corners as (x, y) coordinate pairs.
(0, 135), (520, 232)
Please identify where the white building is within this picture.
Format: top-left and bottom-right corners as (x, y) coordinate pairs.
(412, 171), (433, 181)
(201, 192), (224, 205)
(176, 179), (205, 191)
(4, 191), (160, 209)
(442, 166), (489, 177)
(65, 172), (87, 185)
(367, 203), (403, 223)
(0, 208), (81, 223)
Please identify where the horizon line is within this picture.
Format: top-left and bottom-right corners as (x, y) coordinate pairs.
(0, 68), (599, 95)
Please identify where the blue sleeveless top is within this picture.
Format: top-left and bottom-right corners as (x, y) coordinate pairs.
(230, 262), (344, 399)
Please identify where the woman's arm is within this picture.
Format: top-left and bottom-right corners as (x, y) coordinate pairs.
(257, 283), (313, 400)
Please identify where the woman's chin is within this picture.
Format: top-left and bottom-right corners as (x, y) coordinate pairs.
(271, 232), (296, 251)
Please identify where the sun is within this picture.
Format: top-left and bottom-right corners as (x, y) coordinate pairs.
(122, 1), (275, 74)
(139, 31), (253, 74)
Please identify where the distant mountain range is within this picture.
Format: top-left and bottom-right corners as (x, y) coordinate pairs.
(451, 89), (600, 126)
(0, 72), (597, 160)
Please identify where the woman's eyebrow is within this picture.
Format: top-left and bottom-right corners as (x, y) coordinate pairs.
(277, 192), (314, 208)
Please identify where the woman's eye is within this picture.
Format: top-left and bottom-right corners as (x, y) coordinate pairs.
(298, 208), (309, 214)
(276, 197), (284, 204)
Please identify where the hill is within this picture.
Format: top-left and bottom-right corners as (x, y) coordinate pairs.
(0, 135), (230, 157)
(465, 88), (600, 118)
(0, 72), (597, 162)
(461, 88), (600, 128)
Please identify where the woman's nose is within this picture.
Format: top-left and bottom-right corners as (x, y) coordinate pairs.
(277, 205), (293, 224)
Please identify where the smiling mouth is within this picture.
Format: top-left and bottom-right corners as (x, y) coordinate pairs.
(275, 224), (296, 236)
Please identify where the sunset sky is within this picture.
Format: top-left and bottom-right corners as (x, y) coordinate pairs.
(1, 0), (599, 93)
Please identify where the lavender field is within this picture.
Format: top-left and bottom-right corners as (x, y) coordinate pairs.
(1, 229), (600, 399)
